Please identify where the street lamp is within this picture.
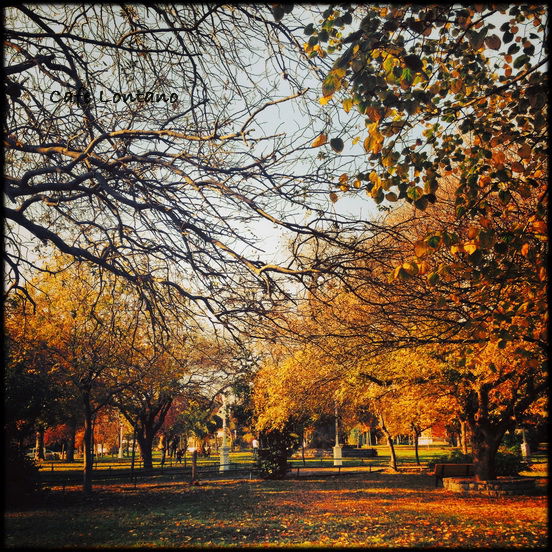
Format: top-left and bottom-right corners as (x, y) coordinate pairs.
(219, 393), (230, 472)
(333, 401), (342, 466)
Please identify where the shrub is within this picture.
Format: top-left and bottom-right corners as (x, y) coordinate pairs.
(4, 444), (41, 508)
(495, 447), (530, 476)
(256, 425), (301, 479)
(427, 449), (473, 470)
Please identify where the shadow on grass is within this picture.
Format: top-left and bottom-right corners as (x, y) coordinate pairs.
(4, 472), (549, 549)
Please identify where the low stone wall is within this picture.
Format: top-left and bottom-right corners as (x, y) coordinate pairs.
(290, 449), (333, 459)
(443, 476), (536, 496)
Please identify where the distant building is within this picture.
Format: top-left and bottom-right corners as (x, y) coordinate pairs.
(418, 422), (449, 445)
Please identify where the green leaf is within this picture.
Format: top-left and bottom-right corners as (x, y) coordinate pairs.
(322, 72), (340, 97)
(414, 197), (428, 210)
(272, 6), (285, 22)
(427, 272), (440, 285)
(513, 54), (530, 69)
(403, 54), (423, 73)
(426, 235), (441, 248)
(407, 185), (423, 201)
(330, 137), (344, 153)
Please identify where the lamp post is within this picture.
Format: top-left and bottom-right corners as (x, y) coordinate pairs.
(521, 427), (531, 459)
(333, 402), (342, 466)
(219, 393), (230, 472)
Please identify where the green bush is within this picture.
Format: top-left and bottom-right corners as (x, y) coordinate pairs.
(495, 447), (529, 476)
(427, 449), (473, 470)
(4, 444), (41, 508)
(256, 425), (301, 479)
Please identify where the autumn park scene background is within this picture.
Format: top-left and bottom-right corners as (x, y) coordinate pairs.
(3, 4), (548, 549)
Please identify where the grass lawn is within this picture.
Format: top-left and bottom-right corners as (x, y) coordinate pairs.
(5, 469), (547, 548)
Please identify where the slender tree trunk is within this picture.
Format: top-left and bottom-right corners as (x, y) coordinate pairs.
(118, 417), (125, 459)
(460, 419), (469, 455)
(82, 403), (94, 494)
(66, 418), (76, 462)
(379, 414), (397, 471)
(413, 430), (420, 465)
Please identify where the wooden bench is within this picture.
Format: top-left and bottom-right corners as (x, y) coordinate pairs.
(433, 463), (474, 487)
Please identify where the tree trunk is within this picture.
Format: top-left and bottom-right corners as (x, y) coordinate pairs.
(470, 424), (506, 481)
(66, 418), (76, 462)
(413, 430), (420, 465)
(82, 405), (94, 494)
(136, 429), (155, 472)
(460, 419), (469, 455)
(379, 414), (397, 471)
(118, 418), (125, 459)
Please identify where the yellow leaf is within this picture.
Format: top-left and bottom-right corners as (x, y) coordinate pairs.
(319, 96), (332, 105)
(450, 244), (464, 255)
(364, 124), (384, 154)
(402, 261), (419, 276)
(353, 179), (361, 188)
(369, 171), (381, 186)
(342, 98), (353, 113)
(352, 136), (361, 145)
(521, 243), (530, 256)
(311, 134), (327, 147)
(464, 241), (478, 255)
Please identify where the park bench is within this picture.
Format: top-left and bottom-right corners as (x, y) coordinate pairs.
(433, 463), (474, 487)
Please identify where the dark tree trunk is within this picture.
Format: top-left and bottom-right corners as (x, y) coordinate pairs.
(82, 403), (94, 494)
(136, 429), (155, 472)
(413, 429), (420, 465)
(66, 417), (77, 462)
(470, 423), (506, 481)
